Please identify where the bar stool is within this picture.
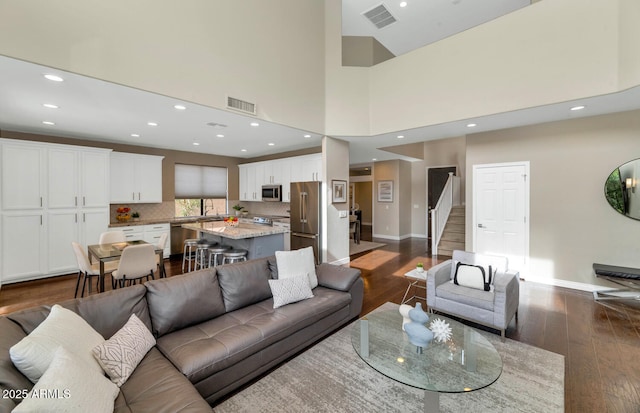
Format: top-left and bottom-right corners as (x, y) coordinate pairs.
(182, 239), (200, 273)
(194, 241), (215, 271)
(208, 245), (230, 268)
(222, 249), (248, 264)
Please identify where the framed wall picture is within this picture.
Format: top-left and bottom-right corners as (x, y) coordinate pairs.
(332, 180), (347, 203)
(377, 180), (393, 202)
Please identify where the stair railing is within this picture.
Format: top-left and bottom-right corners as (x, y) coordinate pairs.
(431, 172), (455, 255)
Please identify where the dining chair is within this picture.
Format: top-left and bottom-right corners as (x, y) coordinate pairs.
(99, 230), (126, 244)
(71, 242), (118, 297)
(156, 232), (168, 278)
(349, 215), (360, 244)
(111, 244), (157, 289)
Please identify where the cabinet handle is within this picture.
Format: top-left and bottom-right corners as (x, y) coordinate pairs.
(75, 196), (78, 206)
(83, 213), (86, 223)
(132, 192), (135, 201)
(40, 215), (42, 225)
(83, 196), (86, 206)
(138, 192), (141, 201)
(75, 213), (78, 223)
(40, 197), (43, 207)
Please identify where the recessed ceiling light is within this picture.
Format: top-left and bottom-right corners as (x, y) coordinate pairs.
(43, 103), (58, 109)
(397, 135), (405, 139)
(147, 122), (158, 126)
(174, 104), (186, 110)
(192, 142), (200, 146)
(372, 158), (377, 161)
(131, 133), (140, 137)
(216, 134), (224, 138)
(42, 121), (55, 125)
(467, 123), (477, 128)
(570, 105), (585, 111)
(241, 149), (247, 152)
(250, 122), (260, 127)
(304, 134), (311, 138)
(44, 74), (63, 82)
(268, 143), (275, 146)
(400, 1), (407, 7)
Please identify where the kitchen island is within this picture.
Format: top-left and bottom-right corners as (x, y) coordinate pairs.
(182, 221), (287, 260)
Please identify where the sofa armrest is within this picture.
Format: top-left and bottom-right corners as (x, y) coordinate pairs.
(316, 263), (361, 292)
(494, 270), (519, 293)
(427, 259), (452, 286)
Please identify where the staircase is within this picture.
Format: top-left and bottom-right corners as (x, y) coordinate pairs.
(436, 206), (465, 257)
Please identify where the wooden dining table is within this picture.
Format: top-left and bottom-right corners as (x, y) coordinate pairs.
(87, 240), (164, 293)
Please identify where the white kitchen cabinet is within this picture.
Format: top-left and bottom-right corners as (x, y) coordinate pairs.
(143, 223), (170, 257)
(1, 212), (45, 283)
(1, 141), (45, 210)
(110, 152), (164, 203)
(0, 139), (111, 283)
(239, 163), (260, 201)
(291, 154), (322, 182)
(116, 223), (170, 257)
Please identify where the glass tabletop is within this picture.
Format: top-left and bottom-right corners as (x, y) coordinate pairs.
(87, 240), (151, 261)
(351, 309), (502, 393)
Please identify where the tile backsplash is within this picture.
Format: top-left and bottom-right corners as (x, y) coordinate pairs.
(110, 200), (291, 223)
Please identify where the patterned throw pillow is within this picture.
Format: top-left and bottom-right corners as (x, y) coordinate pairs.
(92, 314), (156, 387)
(453, 262), (492, 291)
(268, 274), (315, 309)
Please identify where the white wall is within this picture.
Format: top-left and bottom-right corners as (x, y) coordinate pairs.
(323, 136), (350, 264)
(465, 109), (640, 289)
(0, 0), (327, 134)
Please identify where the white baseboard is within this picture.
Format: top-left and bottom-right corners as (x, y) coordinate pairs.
(524, 276), (615, 292)
(372, 233), (415, 241)
(410, 233), (427, 239)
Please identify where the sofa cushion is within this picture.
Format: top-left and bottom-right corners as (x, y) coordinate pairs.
(0, 318), (34, 405)
(275, 247), (318, 289)
(93, 314), (156, 387)
(10, 305), (105, 383)
(436, 282), (495, 311)
(268, 274), (314, 308)
(156, 286), (351, 384)
(114, 348), (210, 413)
(77, 285), (152, 339)
(217, 257), (273, 312)
(13, 347), (119, 413)
(146, 269), (226, 337)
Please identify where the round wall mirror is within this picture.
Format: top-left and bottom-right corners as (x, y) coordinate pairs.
(604, 158), (640, 220)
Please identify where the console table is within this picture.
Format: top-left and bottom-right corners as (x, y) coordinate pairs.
(592, 263), (640, 302)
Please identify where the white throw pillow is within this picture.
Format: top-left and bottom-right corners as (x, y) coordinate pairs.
(268, 274), (314, 309)
(13, 347), (119, 413)
(453, 263), (490, 291)
(10, 304), (105, 383)
(92, 314), (156, 387)
(275, 247), (318, 289)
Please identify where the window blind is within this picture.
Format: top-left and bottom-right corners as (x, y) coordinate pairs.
(175, 164), (227, 198)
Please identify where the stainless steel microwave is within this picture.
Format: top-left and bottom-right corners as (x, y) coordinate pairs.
(261, 185), (282, 202)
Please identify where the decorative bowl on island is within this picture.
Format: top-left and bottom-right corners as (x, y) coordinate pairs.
(224, 216), (239, 227)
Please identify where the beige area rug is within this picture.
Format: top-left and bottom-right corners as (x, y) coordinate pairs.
(349, 240), (386, 256)
(214, 302), (564, 413)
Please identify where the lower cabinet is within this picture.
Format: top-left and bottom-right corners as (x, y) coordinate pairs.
(1, 212), (45, 283)
(118, 223), (170, 258)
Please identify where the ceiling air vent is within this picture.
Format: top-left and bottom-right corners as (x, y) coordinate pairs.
(363, 4), (397, 30)
(227, 96), (257, 115)
(206, 122), (227, 128)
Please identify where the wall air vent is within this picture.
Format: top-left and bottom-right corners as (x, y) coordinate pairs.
(363, 4), (397, 30)
(226, 96), (257, 115)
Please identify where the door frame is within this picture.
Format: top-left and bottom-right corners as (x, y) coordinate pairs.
(471, 161), (530, 278)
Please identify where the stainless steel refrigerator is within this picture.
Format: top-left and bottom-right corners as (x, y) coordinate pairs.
(290, 181), (322, 264)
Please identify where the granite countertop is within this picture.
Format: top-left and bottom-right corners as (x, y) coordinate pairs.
(108, 214), (290, 228)
(182, 221), (288, 240)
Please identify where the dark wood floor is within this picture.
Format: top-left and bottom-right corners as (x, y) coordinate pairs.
(1, 225), (639, 412)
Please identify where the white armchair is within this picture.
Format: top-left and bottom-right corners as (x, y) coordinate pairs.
(426, 250), (520, 338)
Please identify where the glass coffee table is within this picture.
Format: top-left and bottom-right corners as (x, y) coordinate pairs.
(351, 308), (502, 412)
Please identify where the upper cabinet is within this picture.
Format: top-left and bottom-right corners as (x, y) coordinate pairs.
(110, 152), (164, 203)
(238, 153), (322, 202)
(1, 141), (45, 210)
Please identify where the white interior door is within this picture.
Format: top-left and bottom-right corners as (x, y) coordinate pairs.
(473, 162), (529, 276)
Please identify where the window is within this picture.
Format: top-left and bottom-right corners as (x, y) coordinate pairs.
(174, 164), (227, 217)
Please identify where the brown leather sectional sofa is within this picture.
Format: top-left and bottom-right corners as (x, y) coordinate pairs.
(0, 256), (363, 412)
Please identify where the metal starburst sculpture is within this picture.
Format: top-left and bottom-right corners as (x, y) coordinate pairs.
(429, 318), (452, 343)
